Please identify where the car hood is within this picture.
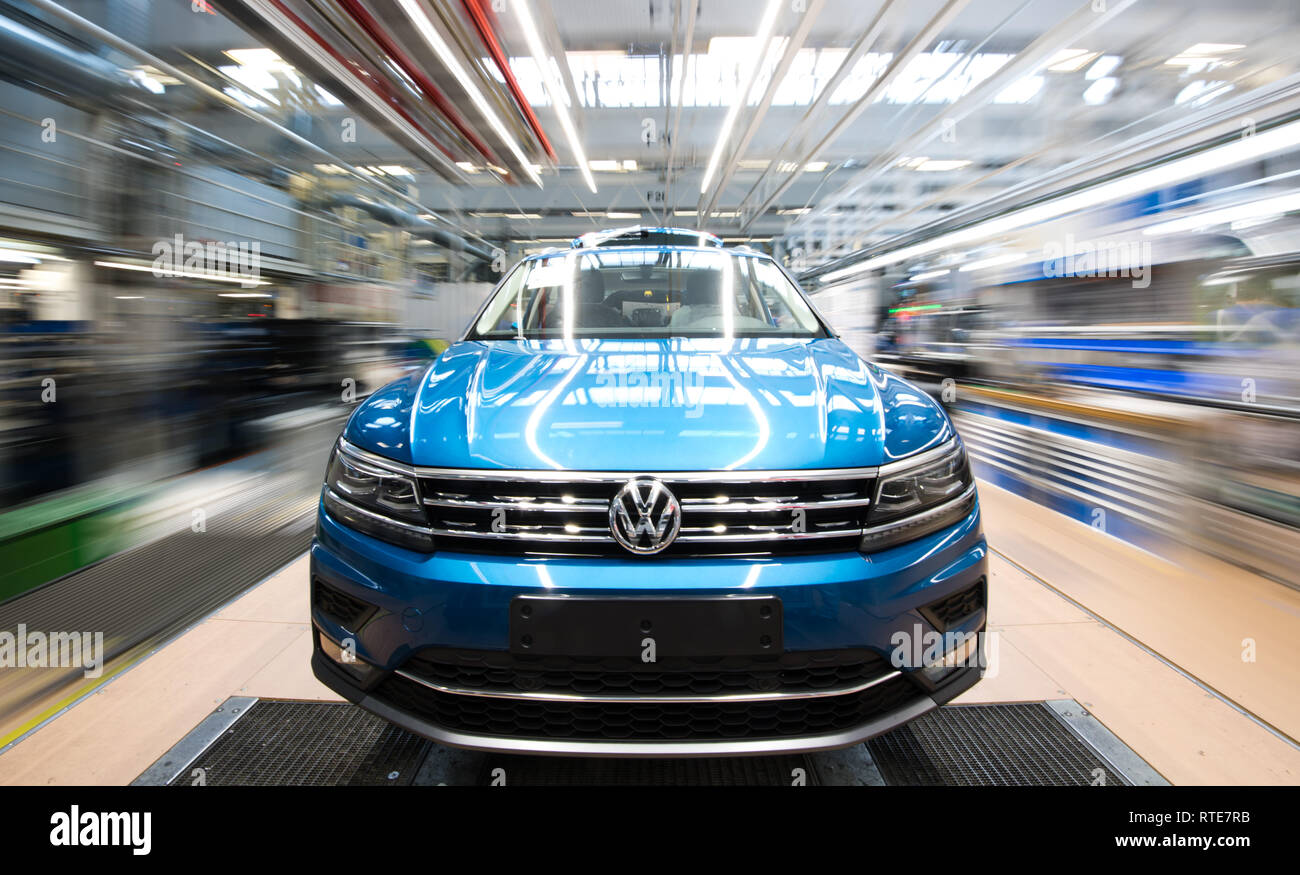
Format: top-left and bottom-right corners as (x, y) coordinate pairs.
(345, 337), (953, 471)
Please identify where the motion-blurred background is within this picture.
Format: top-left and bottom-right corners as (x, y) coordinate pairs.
(0, 0), (1297, 741)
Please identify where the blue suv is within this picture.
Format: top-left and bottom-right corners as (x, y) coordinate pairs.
(310, 228), (987, 756)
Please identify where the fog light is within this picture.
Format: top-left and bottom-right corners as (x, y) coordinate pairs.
(921, 632), (980, 683)
(319, 633), (375, 680)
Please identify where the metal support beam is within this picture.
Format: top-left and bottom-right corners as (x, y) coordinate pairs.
(740, 0), (972, 231)
(698, 0), (826, 220)
(735, 0), (899, 222)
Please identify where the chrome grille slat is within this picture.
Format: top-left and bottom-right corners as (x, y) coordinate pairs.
(678, 497), (870, 511)
(417, 467), (877, 557)
(424, 497), (608, 511)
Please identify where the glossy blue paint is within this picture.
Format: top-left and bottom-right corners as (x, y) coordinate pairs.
(313, 241), (988, 751)
(344, 337), (954, 470)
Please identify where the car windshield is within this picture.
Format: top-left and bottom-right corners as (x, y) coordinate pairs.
(468, 247), (829, 340)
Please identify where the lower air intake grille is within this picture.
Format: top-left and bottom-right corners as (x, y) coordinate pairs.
(371, 672), (920, 741)
(400, 647), (892, 697)
(919, 578), (985, 631)
(312, 578), (376, 629)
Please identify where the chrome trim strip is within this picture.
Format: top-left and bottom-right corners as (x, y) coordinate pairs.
(428, 526), (610, 542)
(394, 668), (902, 704)
(424, 496), (870, 513)
(859, 482), (977, 536)
(338, 437), (418, 476)
(339, 435), (959, 484)
(423, 497), (608, 511)
(875, 437), (960, 478)
(323, 488), (435, 535)
(676, 528), (859, 543)
(680, 497), (871, 512)
(427, 524), (860, 544)
(358, 690), (938, 758)
(416, 466), (880, 482)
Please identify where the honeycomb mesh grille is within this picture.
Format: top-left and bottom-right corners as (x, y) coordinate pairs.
(919, 578), (985, 630)
(401, 647), (892, 697)
(311, 578), (376, 628)
(372, 672), (920, 741)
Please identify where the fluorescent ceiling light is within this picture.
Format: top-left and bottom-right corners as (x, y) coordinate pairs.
(1045, 49), (1098, 72)
(314, 84), (343, 107)
(0, 249), (40, 264)
(673, 209), (698, 216)
(994, 75), (1044, 104)
(898, 157), (972, 172)
(1143, 191), (1300, 236)
(512, 0), (596, 193)
(1083, 77), (1118, 106)
(819, 117), (1300, 284)
(130, 69), (166, 94)
(909, 268), (950, 282)
(224, 48), (293, 71)
(588, 159), (636, 172)
(399, 0), (542, 187)
(455, 162), (480, 173)
(1086, 55), (1122, 80)
(776, 160), (828, 173)
(470, 211), (541, 219)
(1175, 80), (1232, 107)
(777, 207), (811, 215)
(959, 252), (1025, 272)
(605, 212), (641, 219)
(217, 292), (273, 298)
(377, 165), (413, 177)
(699, 0), (783, 194)
(1184, 43), (1245, 54)
(94, 260), (268, 286)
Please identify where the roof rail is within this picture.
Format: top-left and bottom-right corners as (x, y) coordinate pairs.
(570, 226), (724, 249)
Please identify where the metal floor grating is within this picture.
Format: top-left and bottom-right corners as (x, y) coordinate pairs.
(476, 754), (821, 786)
(168, 701), (430, 786)
(144, 698), (1160, 786)
(867, 703), (1126, 786)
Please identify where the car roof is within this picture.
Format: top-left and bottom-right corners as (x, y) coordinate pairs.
(569, 226), (724, 249)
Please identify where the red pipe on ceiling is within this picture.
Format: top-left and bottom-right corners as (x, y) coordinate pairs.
(461, 0), (557, 161)
(269, 0), (461, 163)
(334, 0), (501, 166)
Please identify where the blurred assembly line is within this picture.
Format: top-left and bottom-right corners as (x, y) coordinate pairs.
(0, 0), (1296, 794)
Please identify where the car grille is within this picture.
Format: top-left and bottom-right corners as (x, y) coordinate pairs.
(311, 578), (376, 629)
(371, 671), (920, 741)
(417, 470), (874, 557)
(919, 578), (986, 631)
(400, 647), (892, 698)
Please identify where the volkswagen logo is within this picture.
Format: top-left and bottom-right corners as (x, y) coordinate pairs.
(609, 478), (681, 555)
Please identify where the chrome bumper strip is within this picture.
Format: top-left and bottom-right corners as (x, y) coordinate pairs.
(358, 691), (938, 758)
(393, 667), (903, 704)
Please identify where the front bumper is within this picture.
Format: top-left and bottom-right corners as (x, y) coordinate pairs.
(312, 641), (984, 756)
(310, 498), (988, 756)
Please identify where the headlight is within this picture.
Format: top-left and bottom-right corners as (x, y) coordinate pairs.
(321, 440), (434, 552)
(859, 439), (976, 553)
